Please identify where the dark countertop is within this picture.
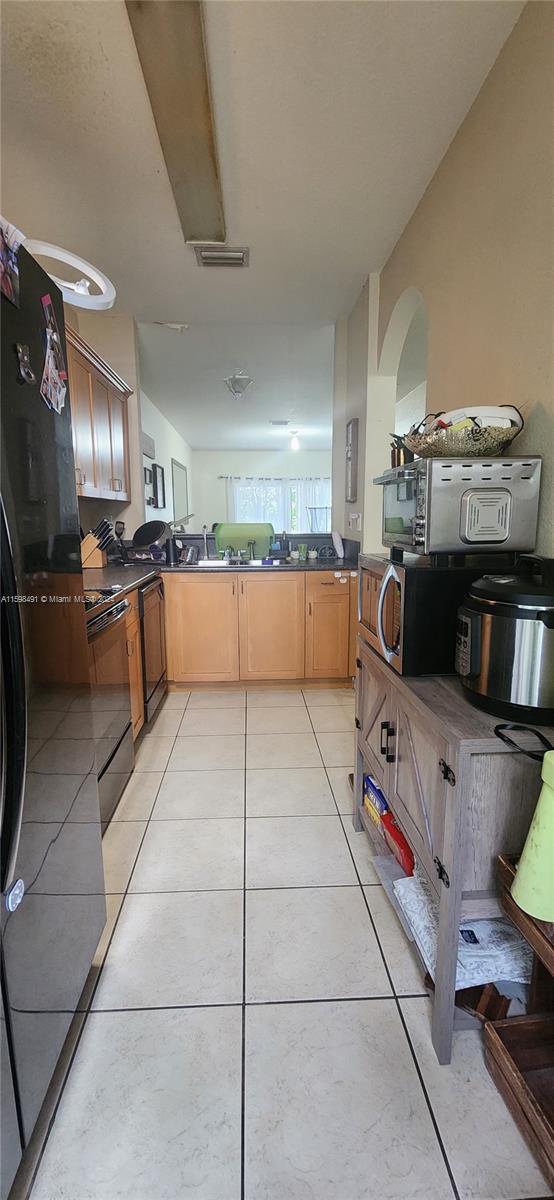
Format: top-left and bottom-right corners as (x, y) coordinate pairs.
(84, 564), (161, 593)
(161, 558), (358, 574)
(83, 564), (160, 619)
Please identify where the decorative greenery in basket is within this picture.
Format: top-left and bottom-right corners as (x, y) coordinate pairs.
(404, 406), (524, 459)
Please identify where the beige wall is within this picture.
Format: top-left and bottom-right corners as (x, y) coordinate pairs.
(378, 2), (553, 553)
(141, 392), (193, 525)
(344, 281), (369, 543)
(330, 281), (370, 543)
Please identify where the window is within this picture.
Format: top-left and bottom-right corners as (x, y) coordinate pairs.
(227, 477), (331, 532)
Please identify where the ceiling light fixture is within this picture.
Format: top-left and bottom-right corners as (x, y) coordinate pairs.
(20, 234), (116, 310)
(290, 431), (300, 451)
(270, 419), (289, 427)
(224, 371), (253, 398)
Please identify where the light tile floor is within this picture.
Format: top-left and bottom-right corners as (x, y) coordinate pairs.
(30, 685), (551, 1200)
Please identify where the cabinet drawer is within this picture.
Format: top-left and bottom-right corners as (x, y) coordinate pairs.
(306, 571), (351, 596)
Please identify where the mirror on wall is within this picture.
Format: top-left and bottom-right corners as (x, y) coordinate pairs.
(395, 301), (428, 437)
(137, 322), (335, 535)
(171, 459), (192, 526)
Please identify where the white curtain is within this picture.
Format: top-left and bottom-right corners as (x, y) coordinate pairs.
(226, 477), (331, 532)
(293, 478), (332, 532)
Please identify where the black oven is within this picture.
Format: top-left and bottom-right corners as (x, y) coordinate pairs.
(86, 598), (134, 829)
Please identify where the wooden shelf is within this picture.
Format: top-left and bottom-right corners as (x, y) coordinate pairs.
(484, 855), (554, 1189)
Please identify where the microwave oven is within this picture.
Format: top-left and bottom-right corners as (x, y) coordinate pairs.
(358, 554), (490, 675)
(373, 457), (541, 556)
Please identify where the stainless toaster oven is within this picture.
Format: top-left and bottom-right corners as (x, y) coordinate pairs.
(373, 457), (541, 555)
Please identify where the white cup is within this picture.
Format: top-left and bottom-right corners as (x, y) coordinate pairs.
(290, 550), (300, 560)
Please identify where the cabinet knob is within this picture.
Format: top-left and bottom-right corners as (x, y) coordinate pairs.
(126, 639), (134, 657)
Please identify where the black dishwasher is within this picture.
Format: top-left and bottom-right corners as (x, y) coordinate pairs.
(140, 577), (167, 723)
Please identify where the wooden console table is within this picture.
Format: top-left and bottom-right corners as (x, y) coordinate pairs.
(353, 637), (553, 1064)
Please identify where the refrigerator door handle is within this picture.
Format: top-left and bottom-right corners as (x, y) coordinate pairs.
(0, 502), (28, 899)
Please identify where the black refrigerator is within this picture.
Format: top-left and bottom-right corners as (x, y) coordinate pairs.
(1, 247), (106, 1198)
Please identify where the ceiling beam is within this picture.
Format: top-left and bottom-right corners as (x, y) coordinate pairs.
(125, 0), (225, 243)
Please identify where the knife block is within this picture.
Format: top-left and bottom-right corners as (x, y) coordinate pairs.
(81, 534), (108, 569)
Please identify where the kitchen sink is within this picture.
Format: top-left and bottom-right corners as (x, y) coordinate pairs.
(197, 558), (265, 567)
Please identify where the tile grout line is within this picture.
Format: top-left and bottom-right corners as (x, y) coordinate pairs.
(303, 691), (461, 1200)
(241, 689), (248, 1200)
(22, 690), (192, 1200)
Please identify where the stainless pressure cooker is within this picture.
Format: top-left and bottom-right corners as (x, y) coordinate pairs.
(455, 555), (554, 722)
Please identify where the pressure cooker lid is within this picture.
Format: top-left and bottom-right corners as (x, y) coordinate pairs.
(468, 555), (554, 607)
(132, 520), (169, 547)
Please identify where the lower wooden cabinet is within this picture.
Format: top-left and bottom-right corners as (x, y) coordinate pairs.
(163, 568), (358, 684)
(305, 572), (350, 678)
(356, 640), (390, 790)
(126, 599), (144, 739)
(238, 572), (305, 680)
(164, 572), (240, 682)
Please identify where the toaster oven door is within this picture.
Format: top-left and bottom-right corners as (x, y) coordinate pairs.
(378, 471), (418, 549)
(360, 563), (404, 671)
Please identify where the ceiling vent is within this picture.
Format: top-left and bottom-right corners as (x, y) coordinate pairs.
(270, 420), (289, 426)
(192, 244), (250, 268)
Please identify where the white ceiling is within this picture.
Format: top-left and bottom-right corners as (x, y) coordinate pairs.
(1, 0), (522, 326)
(1, 0), (522, 447)
(137, 322), (335, 449)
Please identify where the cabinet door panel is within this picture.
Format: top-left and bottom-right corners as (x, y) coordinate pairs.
(126, 614), (144, 738)
(357, 643), (390, 788)
(164, 573), (239, 682)
(388, 693), (448, 891)
(91, 375), (113, 496)
(109, 392), (129, 499)
(306, 588), (349, 678)
(68, 353), (97, 496)
(238, 573), (305, 680)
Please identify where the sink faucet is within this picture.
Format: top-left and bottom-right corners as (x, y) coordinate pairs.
(223, 545), (234, 563)
(202, 524), (208, 559)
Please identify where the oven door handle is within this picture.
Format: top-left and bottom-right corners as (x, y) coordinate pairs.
(87, 601), (129, 639)
(377, 564), (400, 664)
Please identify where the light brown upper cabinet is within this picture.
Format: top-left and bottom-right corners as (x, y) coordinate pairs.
(238, 572), (305, 680)
(305, 571), (350, 678)
(66, 328), (132, 501)
(163, 572), (240, 683)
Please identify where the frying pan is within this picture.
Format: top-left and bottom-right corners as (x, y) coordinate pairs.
(132, 520), (169, 548)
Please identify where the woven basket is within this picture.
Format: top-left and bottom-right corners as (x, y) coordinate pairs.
(404, 424), (521, 459)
